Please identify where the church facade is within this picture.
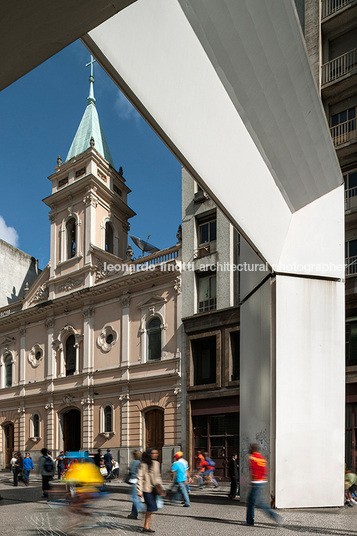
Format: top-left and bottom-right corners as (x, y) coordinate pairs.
(0, 67), (182, 475)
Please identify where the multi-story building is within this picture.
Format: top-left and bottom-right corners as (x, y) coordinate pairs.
(303, 0), (357, 469)
(0, 68), (182, 476)
(181, 168), (240, 479)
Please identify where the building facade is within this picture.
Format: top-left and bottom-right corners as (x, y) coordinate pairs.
(181, 168), (240, 479)
(0, 69), (182, 476)
(303, 0), (357, 469)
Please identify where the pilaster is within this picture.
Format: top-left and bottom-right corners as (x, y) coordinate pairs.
(45, 318), (55, 379)
(81, 393), (94, 450)
(19, 326), (26, 386)
(82, 305), (94, 373)
(45, 401), (54, 451)
(119, 393), (130, 447)
(17, 406), (26, 452)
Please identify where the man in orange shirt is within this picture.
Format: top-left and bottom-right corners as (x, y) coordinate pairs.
(244, 444), (282, 527)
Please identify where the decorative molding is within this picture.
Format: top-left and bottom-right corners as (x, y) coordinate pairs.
(81, 395), (94, 408)
(82, 306), (94, 319)
(173, 387), (181, 396)
(17, 407), (25, 414)
(122, 221), (130, 232)
(97, 325), (118, 353)
(57, 278), (83, 293)
(29, 436), (41, 443)
(62, 395), (73, 407)
(99, 431), (115, 439)
(119, 393), (130, 403)
(19, 327), (26, 336)
(94, 259), (109, 282)
(83, 188), (98, 208)
(45, 403), (54, 411)
(45, 318), (55, 329)
(29, 284), (49, 304)
(174, 275), (181, 294)
(120, 294), (131, 307)
(28, 344), (44, 368)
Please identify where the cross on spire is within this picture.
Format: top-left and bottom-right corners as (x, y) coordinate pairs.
(86, 55), (96, 105)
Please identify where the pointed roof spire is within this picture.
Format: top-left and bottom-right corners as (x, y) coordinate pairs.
(65, 55), (114, 167)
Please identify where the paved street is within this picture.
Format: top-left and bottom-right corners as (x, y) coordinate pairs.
(0, 475), (356, 536)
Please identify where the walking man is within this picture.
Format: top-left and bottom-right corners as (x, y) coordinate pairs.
(171, 451), (190, 507)
(228, 453), (239, 499)
(104, 449), (113, 480)
(39, 448), (56, 499)
(245, 443), (282, 527)
(23, 452), (34, 486)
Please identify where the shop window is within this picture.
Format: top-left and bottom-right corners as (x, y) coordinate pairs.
(346, 322), (357, 367)
(65, 335), (76, 376)
(192, 336), (216, 386)
(198, 274), (216, 312)
(147, 317), (161, 361)
(230, 331), (240, 381)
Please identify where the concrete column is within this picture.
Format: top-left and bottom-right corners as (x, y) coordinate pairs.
(81, 394), (94, 451)
(19, 327), (26, 386)
(82, 306), (94, 374)
(83, 188), (98, 263)
(119, 393), (130, 447)
(17, 407), (26, 452)
(45, 401), (54, 451)
(240, 271), (345, 508)
(45, 318), (55, 379)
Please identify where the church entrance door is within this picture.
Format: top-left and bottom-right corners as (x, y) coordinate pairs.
(145, 408), (164, 462)
(63, 409), (81, 452)
(4, 423), (14, 467)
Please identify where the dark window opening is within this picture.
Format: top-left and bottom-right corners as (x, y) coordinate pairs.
(33, 414), (40, 437)
(230, 331), (240, 381)
(35, 351), (42, 361)
(198, 274), (216, 312)
(147, 317), (161, 361)
(105, 222), (114, 254)
(75, 167), (86, 178)
(192, 336), (216, 386)
(346, 322), (357, 367)
(65, 335), (76, 376)
(5, 355), (12, 387)
(106, 333), (114, 345)
(113, 184), (122, 196)
(66, 218), (76, 259)
(104, 406), (112, 433)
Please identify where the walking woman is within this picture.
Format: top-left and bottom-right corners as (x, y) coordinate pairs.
(128, 450), (145, 519)
(137, 448), (165, 533)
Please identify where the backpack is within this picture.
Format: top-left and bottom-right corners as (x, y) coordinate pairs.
(44, 456), (55, 473)
(206, 458), (216, 468)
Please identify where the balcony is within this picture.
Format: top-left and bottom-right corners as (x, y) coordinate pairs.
(346, 255), (357, 275)
(322, 49), (357, 86)
(322, 0), (354, 19)
(330, 117), (357, 147)
(345, 187), (357, 211)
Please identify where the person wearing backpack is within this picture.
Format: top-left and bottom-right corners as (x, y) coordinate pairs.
(204, 452), (218, 488)
(39, 447), (55, 498)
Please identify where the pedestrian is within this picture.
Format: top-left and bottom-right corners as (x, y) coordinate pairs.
(127, 450), (145, 520)
(204, 452), (218, 487)
(39, 447), (56, 499)
(22, 452), (34, 486)
(55, 451), (65, 479)
(11, 452), (23, 486)
(228, 453), (239, 499)
(137, 448), (165, 533)
(94, 448), (102, 468)
(244, 443), (282, 527)
(104, 449), (113, 480)
(171, 451), (190, 507)
(195, 450), (206, 487)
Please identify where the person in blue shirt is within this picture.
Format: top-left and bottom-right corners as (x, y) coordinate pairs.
(171, 451), (190, 507)
(22, 452), (34, 486)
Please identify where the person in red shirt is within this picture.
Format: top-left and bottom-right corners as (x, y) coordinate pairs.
(244, 444), (282, 527)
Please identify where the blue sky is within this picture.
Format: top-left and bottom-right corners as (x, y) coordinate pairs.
(0, 40), (182, 269)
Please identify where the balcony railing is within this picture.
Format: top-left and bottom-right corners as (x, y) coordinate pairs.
(330, 117), (357, 146)
(322, 48), (357, 85)
(346, 255), (357, 275)
(322, 0), (353, 19)
(345, 187), (357, 210)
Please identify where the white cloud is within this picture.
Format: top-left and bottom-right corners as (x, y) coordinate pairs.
(0, 216), (19, 247)
(114, 91), (140, 121)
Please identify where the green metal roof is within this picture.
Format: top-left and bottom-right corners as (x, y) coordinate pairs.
(66, 73), (114, 167)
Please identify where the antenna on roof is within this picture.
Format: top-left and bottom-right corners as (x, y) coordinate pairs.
(130, 235), (160, 257)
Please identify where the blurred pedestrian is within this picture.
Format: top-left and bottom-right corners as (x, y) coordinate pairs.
(11, 452), (23, 486)
(228, 453), (239, 499)
(56, 451), (65, 479)
(137, 448), (165, 533)
(94, 448), (102, 468)
(204, 452), (218, 487)
(23, 452), (34, 486)
(104, 449), (113, 480)
(244, 443), (282, 527)
(171, 451), (190, 507)
(39, 447), (56, 498)
(127, 450), (145, 519)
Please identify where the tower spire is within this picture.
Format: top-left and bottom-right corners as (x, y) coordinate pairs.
(86, 55), (96, 105)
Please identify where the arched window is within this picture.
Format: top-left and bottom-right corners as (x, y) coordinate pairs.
(33, 414), (40, 438)
(147, 317), (161, 361)
(105, 222), (114, 254)
(4, 354), (12, 387)
(104, 406), (113, 433)
(65, 335), (76, 376)
(66, 218), (76, 259)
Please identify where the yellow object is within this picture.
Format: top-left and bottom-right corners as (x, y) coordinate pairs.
(64, 462), (104, 492)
